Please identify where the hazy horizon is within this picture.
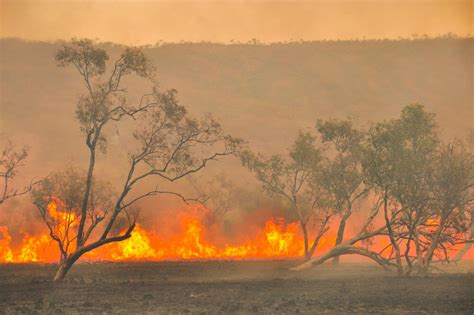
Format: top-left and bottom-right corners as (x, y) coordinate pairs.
(1, 0), (472, 45)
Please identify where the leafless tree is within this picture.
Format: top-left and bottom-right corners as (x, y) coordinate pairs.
(34, 39), (241, 282)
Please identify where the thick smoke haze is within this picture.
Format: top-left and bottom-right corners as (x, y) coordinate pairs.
(0, 37), (472, 239)
(1, 1), (472, 44)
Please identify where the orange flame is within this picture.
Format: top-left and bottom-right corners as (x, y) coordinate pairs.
(1, 202), (472, 263)
(91, 217), (306, 261)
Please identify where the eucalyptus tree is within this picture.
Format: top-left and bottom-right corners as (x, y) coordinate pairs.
(34, 39), (240, 282)
(314, 119), (368, 265)
(293, 105), (474, 273)
(454, 130), (474, 261)
(363, 119), (406, 274)
(420, 142), (473, 271)
(364, 104), (473, 274)
(241, 132), (331, 260)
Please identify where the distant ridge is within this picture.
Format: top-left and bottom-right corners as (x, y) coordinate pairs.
(1, 37), (472, 167)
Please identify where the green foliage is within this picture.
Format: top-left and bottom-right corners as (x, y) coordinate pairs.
(364, 104), (439, 208)
(55, 39), (108, 76)
(56, 38), (156, 153)
(314, 119), (366, 213)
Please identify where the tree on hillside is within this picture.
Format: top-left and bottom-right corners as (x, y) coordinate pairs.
(34, 39), (241, 282)
(0, 141), (36, 205)
(241, 132), (333, 260)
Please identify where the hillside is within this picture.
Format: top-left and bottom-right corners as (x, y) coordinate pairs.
(0, 37), (472, 175)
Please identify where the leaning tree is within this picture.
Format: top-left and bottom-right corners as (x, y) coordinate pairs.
(33, 39), (240, 282)
(360, 104), (472, 274)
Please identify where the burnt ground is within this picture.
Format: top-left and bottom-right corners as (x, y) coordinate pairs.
(0, 261), (473, 314)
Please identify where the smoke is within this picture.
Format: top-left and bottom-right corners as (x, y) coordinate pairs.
(1, 38), (472, 254)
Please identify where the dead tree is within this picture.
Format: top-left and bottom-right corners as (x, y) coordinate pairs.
(33, 39), (241, 282)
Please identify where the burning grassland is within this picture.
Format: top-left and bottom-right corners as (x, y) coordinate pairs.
(1, 199), (472, 264)
(0, 201), (323, 263)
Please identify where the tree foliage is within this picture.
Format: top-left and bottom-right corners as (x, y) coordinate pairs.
(34, 39), (240, 282)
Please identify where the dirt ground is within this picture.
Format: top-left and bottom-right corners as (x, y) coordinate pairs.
(0, 260), (473, 314)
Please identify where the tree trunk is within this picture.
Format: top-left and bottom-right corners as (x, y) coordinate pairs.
(53, 226), (134, 282)
(383, 190), (403, 275)
(53, 260), (74, 283)
(291, 244), (391, 271)
(300, 221), (310, 261)
(455, 214), (474, 261)
(77, 147), (96, 248)
(332, 212), (349, 266)
(455, 242), (473, 261)
(421, 215), (447, 272)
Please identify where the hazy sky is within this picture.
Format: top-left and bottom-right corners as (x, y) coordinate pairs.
(1, 0), (472, 44)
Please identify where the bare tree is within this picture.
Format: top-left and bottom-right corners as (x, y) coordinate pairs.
(0, 141), (36, 205)
(241, 132), (332, 260)
(33, 39), (240, 282)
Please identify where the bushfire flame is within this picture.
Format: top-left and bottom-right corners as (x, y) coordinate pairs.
(0, 218), (307, 263)
(1, 200), (472, 263)
(0, 199), (312, 263)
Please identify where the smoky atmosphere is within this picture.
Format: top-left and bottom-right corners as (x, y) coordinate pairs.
(0, 1), (473, 314)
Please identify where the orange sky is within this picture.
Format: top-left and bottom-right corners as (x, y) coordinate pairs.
(0, 0), (472, 44)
